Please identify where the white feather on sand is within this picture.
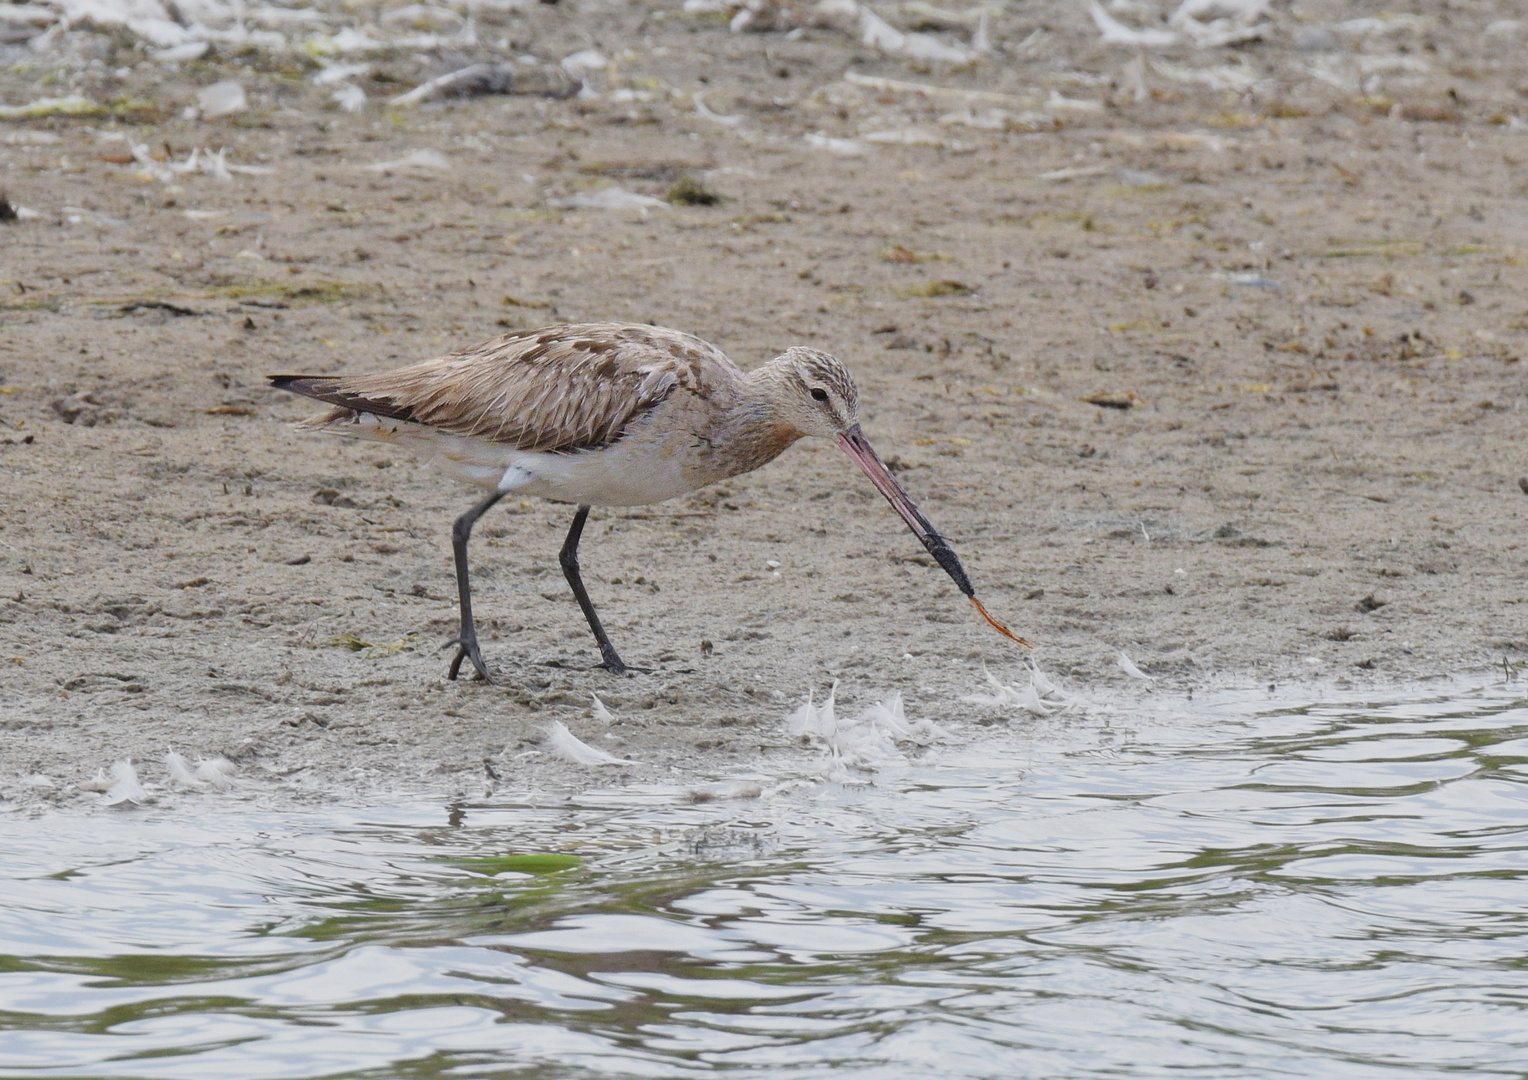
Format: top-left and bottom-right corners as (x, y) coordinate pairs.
(196, 79), (246, 118)
(1168, 0), (1268, 45)
(590, 693), (616, 723)
(332, 83), (367, 113)
(1117, 652), (1157, 681)
(1151, 58), (1259, 93)
(128, 142), (264, 182)
(548, 187), (667, 212)
(858, 6), (973, 63)
(693, 91), (744, 126)
(802, 132), (870, 156)
(154, 40), (208, 61)
(200, 146), (233, 181)
(312, 60), (370, 85)
(547, 720), (633, 766)
(1089, 0), (1177, 46)
(364, 148), (450, 173)
(1170, 0), (1267, 24)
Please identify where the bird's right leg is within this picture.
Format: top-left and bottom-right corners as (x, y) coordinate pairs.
(559, 505), (629, 675)
(446, 490), (506, 682)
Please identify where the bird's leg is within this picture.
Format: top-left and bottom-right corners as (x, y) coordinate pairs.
(446, 490), (506, 682)
(559, 505), (629, 675)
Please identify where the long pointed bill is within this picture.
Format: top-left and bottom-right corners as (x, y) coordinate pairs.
(836, 425), (1032, 649)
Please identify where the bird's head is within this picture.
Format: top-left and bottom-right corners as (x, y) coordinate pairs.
(765, 345), (1031, 649)
(771, 347), (860, 440)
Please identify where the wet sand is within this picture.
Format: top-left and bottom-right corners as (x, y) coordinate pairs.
(1, 0), (1525, 803)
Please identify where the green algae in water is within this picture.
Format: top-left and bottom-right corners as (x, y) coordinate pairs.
(448, 853), (583, 876)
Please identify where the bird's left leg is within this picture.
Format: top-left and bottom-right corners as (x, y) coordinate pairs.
(446, 490), (505, 682)
(559, 505), (629, 675)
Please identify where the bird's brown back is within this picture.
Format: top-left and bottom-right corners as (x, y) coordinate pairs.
(270, 322), (742, 454)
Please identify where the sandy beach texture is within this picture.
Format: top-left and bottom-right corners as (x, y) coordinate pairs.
(1, 0), (1525, 804)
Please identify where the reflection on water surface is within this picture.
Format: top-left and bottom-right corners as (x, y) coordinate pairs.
(3, 683), (1527, 1078)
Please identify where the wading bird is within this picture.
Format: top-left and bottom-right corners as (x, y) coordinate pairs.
(271, 322), (1027, 681)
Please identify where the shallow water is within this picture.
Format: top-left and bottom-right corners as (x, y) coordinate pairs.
(3, 683), (1528, 1078)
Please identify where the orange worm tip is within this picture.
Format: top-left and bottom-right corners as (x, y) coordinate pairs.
(970, 596), (1033, 649)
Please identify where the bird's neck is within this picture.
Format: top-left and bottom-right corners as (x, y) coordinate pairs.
(705, 364), (804, 479)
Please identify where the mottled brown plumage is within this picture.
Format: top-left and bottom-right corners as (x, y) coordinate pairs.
(279, 323), (728, 453)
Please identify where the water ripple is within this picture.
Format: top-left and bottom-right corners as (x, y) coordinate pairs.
(2, 683), (1527, 1077)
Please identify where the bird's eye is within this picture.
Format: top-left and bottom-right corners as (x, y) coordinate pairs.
(810, 387), (829, 402)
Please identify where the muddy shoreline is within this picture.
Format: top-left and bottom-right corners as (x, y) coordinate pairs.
(2, 0), (1525, 807)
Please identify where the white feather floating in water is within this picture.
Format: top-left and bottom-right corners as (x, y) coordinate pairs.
(547, 721), (633, 766)
(166, 752), (207, 790)
(1117, 652), (1157, 681)
(195, 757), (238, 789)
(101, 760), (147, 806)
(590, 693), (616, 723)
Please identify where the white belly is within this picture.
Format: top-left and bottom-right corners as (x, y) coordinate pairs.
(323, 412), (703, 507)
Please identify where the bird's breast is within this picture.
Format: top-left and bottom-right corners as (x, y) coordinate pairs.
(698, 421), (803, 483)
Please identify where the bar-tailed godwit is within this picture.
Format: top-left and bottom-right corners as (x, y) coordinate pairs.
(271, 322), (1027, 681)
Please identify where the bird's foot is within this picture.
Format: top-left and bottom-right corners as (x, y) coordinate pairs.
(445, 635), (495, 683)
(599, 645), (633, 677)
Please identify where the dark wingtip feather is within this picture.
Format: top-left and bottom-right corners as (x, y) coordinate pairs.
(267, 376), (416, 423)
(269, 375), (334, 396)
